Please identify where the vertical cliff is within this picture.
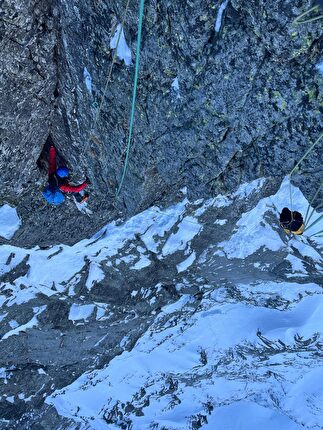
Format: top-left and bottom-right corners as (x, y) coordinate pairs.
(0, 0), (321, 246)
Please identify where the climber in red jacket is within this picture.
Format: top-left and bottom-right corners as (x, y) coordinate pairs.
(43, 145), (89, 205)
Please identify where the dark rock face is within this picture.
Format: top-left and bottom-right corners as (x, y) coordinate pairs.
(0, 0), (321, 247)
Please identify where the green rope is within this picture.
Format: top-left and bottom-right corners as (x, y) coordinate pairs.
(304, 182), (322, 226)
(288, 133), (323, 216)
(289, 174), (293, 213)
(289, 133), (323, 177)
(308, 229), (323, 238)
(116, 0), (145, 196)
(293, 5), (323, 25)
(304, 201), (323, 230)
(304, 214), (323, 233)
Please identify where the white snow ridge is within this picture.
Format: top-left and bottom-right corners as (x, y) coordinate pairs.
(1, 177), (322, 429)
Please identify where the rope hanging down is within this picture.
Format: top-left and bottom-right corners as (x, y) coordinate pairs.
(292, 4), (323, 25)
(91, 0), (131, 133)
(116, 0), (145, 196)
(304, 182), (322, 226)
(289, 133), (323, 178)
(288, 133), (323, 213)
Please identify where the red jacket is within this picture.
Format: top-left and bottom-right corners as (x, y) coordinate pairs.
(48, 146), (88, 193)
(48, 146), (57, 176)
(60, 182), (88, 193)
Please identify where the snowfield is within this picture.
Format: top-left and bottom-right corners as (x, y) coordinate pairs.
(0, 177), (322, 429)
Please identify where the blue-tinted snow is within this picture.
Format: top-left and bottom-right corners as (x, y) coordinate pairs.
(68, 304), (95, 322)
(316, 60), (323, 75)
(0, 176), (322, 428)
(0, 204), (21, 240)
(171, 77), (181, 99)
(215, 0), (229, 32)
(110, 24), (132, 66)
(215, 176), (322, 259)
(43, 177), (322, 429)
(83, 67), (93, 94)
(47, 291), (323, 429)
(1, 306), (46, 340)
(176, 251), (196, 273)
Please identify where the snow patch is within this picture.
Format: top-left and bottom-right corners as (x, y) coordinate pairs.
(291, 239), (321, 261)
(0, 368), (7, 379)
(85, 262), (105, 291)
(212, 194), (231, 208)
(282, 367), (323, 427)
(216, 212), (283, 259)
(204, 401), (301, 430)
(68, 304), (95, 322)
(176, 251), (196, 273)
(8, 320), (19, 329)
(214, 219), (227, 225)
(47, 292), (323, 429)
(0, 313), (8, 322)
(83, 67), (92, 94)
(216, 177), (322, 259)
(316, 60), (323, 75)
(110, 24), (132, 66)
(171, 77), (181, 99)
(0, 205), (21, 240)
(162, 216), (202, 256)
(286, 254), (307, 274)
(215, 0), (229, 33)
(95, 303), (108, 320)
(140, 200), (189, 253)
(1, 306), (46, 340)
(131, 254), (151, 270)
(232, 178), (265, 199)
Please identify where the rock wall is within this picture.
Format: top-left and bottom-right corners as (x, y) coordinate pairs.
(0, 0), (322, 246)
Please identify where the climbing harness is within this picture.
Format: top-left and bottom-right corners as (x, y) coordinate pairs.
(293, 3), (323, 25)
(116, 0), (145, 196)
(283, 223), (305, 236)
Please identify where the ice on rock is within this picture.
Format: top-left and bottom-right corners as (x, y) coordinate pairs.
(110, 24), (132, 66)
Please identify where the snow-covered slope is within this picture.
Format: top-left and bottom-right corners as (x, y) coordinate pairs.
(0, 178), (322, 430)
